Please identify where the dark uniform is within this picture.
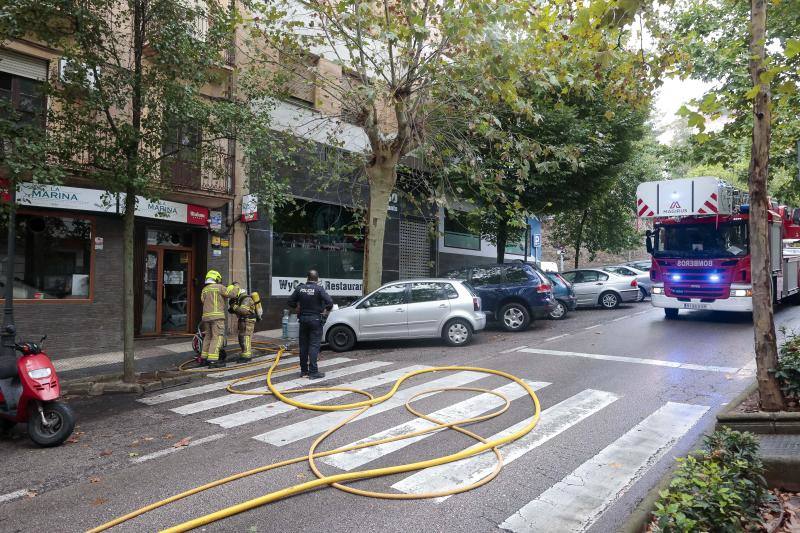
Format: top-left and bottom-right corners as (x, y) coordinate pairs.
(287, 281), (333, 375)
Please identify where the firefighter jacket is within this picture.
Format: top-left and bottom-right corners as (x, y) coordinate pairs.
(201, 283), (236, 321)
(230, 294), (257, 320)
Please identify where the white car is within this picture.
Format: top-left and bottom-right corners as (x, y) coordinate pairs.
(323, 279), (487, 352)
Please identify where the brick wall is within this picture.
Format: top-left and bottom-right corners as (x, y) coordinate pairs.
(13, 215), (124, 359)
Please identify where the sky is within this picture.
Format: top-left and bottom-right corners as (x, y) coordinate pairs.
(653, 77), (714, 145)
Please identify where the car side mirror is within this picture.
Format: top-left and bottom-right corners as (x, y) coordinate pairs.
(360, 300), (371, 309)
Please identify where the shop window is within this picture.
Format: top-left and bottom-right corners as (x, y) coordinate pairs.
(443, 209), (480, 251)
(0, 214), (93, 300)
(272, 200), (364, 280)
(147, 229), (193, 248)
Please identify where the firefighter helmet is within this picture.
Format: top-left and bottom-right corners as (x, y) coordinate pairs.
(205, 270), (222, 283)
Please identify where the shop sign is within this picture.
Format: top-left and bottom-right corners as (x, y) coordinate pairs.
(212, 248), (222, 257)
(94, 237), (104, 250)
(533, 233), (541, 247)
(271, 276), (363, 297)
(211, 235), (221, 246)
(8, 182), (117, 213)
(242, 194), (258, 222)
(209, 211), (223, 231)
(387, 191), (399, 213)
(134, 196), (187, 222)
(187, 205), (209, 226)
(220, 238), (230, 248)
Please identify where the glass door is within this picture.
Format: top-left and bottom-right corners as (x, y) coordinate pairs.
(161, 250), (191, 333)
(141, 251), (160, 334)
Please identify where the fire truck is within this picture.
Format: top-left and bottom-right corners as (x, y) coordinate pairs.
(635, 176), (800, 318)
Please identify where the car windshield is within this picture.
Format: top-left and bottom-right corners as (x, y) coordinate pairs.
(654, 221), (748, 259)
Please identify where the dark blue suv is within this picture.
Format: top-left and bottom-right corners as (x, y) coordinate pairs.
(443, 264), (556, 332)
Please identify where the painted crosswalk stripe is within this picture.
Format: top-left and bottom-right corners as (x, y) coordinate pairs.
(499, 401), (709, 533)
(520, 348), (739, 373)
(207, 365), (430, 428)
(138, 356), (349, 405)
(393, 388), (619, 501)
(206, 355), (309, 379)
(0, 489), (29, 503)
(256, 374), (548, 447)
(171, 361), (392, 415)
(130, 433), (226, 464)
(321, 380), (550, 471)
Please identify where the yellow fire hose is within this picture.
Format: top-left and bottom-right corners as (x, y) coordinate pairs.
(88, 348), (541, 532)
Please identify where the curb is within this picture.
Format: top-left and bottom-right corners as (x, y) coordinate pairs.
(716, 381), (800, 434)
(62, 371), (203, 396)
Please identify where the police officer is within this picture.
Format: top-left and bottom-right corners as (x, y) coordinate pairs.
(229, 285), (257, 363)
(287, 270), (333, 379)
(200, 270), (236, 368)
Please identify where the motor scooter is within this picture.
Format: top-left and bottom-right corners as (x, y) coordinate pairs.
(191, 324), (227, 366)
(0, 335), (75, 447)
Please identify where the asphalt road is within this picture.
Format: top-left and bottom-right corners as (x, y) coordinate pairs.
(2, 300), (798, 533)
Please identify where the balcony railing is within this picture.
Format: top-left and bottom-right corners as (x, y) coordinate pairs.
(167, 144), (233, 195)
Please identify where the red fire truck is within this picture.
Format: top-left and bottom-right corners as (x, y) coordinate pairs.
(636, 176), (800, 318)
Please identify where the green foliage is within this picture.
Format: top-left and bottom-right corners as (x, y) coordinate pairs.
(652, 428), (768, 532)
(775, 332), (800, 400)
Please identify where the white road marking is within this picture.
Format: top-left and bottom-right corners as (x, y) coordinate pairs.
(736, 359), (757, 377)
(545, 334), (569, 341)
(130, 433), (226, 464)
(393, 389), (619, 500)
(634, 309), (652, 316)
(252, 372), (511, 446)
(0, 489), (30, 503)
(207, 365), (430, 428)
(500, 345), (528, 354)
(612, 314), (633, 322)
(584, 324), (600, 330)
(499, 402), (709, 533)
(138, 357), (350, 405)
(207, 355), (305, 378)
(321, 380), (550, 471)
(171, 361), (391, 415)
(520, 348), (739, 373)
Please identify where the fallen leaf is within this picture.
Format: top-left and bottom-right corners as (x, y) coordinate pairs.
(66, 436), (80, 444)
(143, 437), (154, 441)
(608, 462), (623, 469)
(25, 491), (36, 498)
(128, 452), (139, 458)
(173, 437), (191, 448)
(89, 477), (101, 484)
(130, 440), (140, 447)
(91, 497), (108, 506)
(99, 449), (113, 457)
(164, 433), (174, 439)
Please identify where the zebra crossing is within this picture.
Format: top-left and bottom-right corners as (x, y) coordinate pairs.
(135, 355), (712, 532)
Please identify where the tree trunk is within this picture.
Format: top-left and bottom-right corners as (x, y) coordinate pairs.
(122, 187), (136, 383)
(749, 0), (784, 411)
(573, 209), (589, 269)
(496, 216), (508, 264)
(363, 161), (397, 293)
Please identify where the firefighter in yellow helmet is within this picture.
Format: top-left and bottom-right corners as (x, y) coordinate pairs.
(200, 269), (236, 368)
(229, 286), (257, 363)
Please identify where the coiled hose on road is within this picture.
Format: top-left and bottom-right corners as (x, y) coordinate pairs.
(88, 345), (541, 533)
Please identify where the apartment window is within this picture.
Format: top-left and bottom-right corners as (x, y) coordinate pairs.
(443, 209), (480, 251)
(163, 122), (201, 188)
(0, 72), (44, 126)
(0, 214), (93, 300)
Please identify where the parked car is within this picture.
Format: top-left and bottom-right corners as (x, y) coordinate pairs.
(560, 268), (639, 309)
(443, 263), (556, 332)
(626, 259), (652, 272)
(544, 272), (577, 319)
(602, 265), (651, 301)
(323, 279), (486, 352)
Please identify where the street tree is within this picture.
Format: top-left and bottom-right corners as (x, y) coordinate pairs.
(2, 0), (285, 382)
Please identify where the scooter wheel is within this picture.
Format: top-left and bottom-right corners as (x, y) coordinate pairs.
(27, 402), (75, 447)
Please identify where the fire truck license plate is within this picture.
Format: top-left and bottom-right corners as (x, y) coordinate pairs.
(682, 303), (709, 309)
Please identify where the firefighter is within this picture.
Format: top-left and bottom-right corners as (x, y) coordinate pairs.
(229, 286), (257, 363)
(200, 269), (236, 368)
(287, 270), (333, 379)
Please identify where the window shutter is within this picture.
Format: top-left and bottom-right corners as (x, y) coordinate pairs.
(0, 49), (47, 81)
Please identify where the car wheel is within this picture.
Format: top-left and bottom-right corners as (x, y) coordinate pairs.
(636, 287), (647, 302)
(549, 300), (568, 320)
(599, 291), (620, 309)
(443, 318), (473, 347)
(499, 303), (531, 331)
(327, 325), (356, 352)
(664, 308), (679, 319)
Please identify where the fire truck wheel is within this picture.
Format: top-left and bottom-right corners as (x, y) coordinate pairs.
(664, 308), (679, 319)
(599, 292), (620, 309)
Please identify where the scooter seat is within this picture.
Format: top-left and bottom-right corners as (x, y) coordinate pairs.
(0, 360), (17, 380)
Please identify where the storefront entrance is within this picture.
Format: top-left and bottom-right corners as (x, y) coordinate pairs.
(141, 230), (195, 335)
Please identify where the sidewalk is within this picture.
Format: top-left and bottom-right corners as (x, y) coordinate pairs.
(56, 329), (287, 382)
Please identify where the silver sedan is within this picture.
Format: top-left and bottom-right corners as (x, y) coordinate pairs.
(602, 265), (651, 301)
(560, 269), (640, 309)
(323, 279), (487, 352)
